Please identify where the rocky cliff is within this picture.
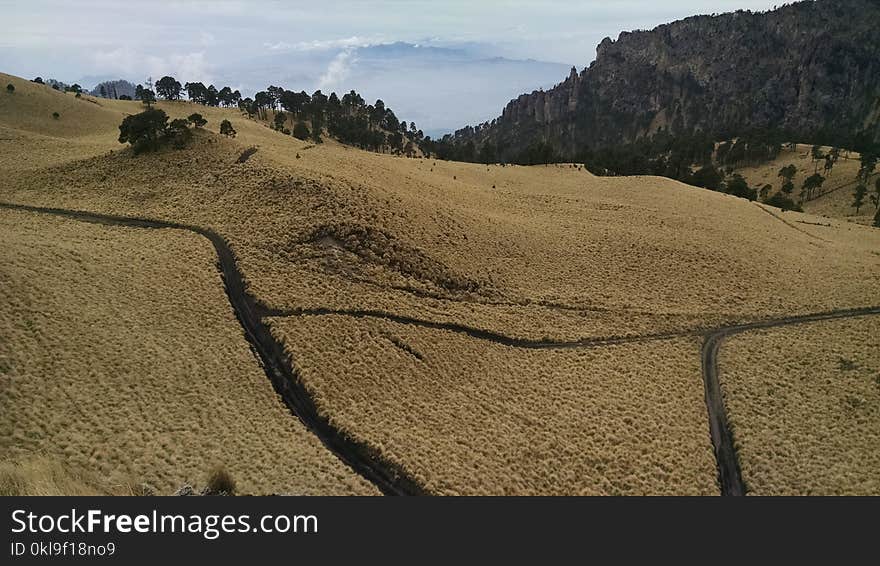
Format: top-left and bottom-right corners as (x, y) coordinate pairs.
(452, 0), (880, 160)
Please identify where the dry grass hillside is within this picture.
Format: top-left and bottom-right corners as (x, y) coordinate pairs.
(2, 71), (879, 494)
(0, 456), (114, 496)
(270, 314), (718, 495)
(0, 207), (376, 495)
(3, 76), (878, 340)
(735, 143), (876, 223)
(0, 75), (125, 171)
(719, 316), (880, 495)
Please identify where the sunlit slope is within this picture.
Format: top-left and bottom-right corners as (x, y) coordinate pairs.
(2, 73), (878, 343)
(3, 72), (879, 495)
(735, 143), (875, 223)
(0, 73), (126, 137)
(719, 316), (880, 495)
(270, 314), (719, 495)
(0, 73), (131, 170)
(0, 207), (376, 495)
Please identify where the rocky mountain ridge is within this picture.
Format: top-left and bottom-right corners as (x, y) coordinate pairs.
(450, 0), (880, 161)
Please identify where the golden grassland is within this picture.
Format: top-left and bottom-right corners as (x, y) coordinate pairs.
(0, 76), (122, 171)
(735, 143), (876, 223)
(1, 93), (877, 341)
(2, 71), (879, 494)
(0, 208), (376, 495)
(719, 316), (880, 495)
(270, 314), (719, 495)
(3, 72), (878, 342)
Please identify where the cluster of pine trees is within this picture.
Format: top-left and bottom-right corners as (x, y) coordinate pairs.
(239, 86), (426, 154)
(124, 75), (428, 155)
(850, 148), (879, 224)
(31, 77), (84, 96)
(433, 122), (880, 220)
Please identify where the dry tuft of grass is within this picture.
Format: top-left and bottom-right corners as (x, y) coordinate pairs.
(719, 316), (880, 495)
(203, 465), (237, 495)
(0, 208), (376, 495)
(0, 455), (114, 496)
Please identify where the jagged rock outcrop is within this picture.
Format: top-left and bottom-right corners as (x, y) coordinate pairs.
(89, 79), (137, 99)
(454, 0), (880, 160)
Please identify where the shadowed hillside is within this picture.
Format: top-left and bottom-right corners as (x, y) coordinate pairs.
(443, 0), (880, 163)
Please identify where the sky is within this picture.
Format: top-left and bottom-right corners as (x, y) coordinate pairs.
(0, 0), (779, 135)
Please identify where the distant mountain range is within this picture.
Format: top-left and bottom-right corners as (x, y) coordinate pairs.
(447, 0), (880, 160)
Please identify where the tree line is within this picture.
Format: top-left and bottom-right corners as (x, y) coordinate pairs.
(242, 85), (427, 155)
(127, 75), (429, 156)
(430, 123), (880, 222)
(35, 70), (880, 226)
(850, 147), (879, 224)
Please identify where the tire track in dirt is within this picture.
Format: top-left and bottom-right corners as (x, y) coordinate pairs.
(4, 202), (878, 496)
(0, 202), (426, 496)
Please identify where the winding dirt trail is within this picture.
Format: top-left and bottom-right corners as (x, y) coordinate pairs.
(700, 306), (880, 495)
(3, 201), (878, 496)
(276, 305), (880, 496)
(267, 306), (699, 348)
(0, 202), (425, 496)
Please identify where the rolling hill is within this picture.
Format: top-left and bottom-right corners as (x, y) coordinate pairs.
(733, 143), (878, 223)
(1, 71), (879, 494)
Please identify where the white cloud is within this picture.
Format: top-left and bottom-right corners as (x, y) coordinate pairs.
(199, 31), (217, 47)
(146, 52), (212, 84)
(92, 47), (212, 84)
(317, 49), (357, 91)
(93, 46), (138, 76)
(264, 35), (384, 52)
(263, 41), (294, 51)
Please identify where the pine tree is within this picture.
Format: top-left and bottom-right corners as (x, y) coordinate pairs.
(220, 119), (236, 138)
(852, 184), (867, 214)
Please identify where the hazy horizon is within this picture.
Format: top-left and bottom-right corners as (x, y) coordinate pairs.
(1, 0), (778, 135)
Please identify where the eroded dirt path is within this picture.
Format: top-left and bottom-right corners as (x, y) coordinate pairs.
(700, 307), (880, 495)
(3, 201), (878, 496)
(268, 306), (698, 348)
(0, 202), (425, 496)
(276, 305), (880, 495)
